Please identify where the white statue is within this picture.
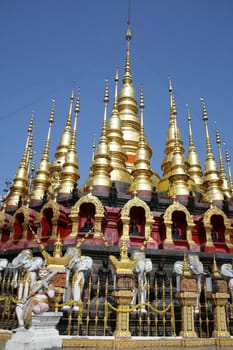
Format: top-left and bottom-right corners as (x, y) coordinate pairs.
(10, 249), (43, 327)
(22, 265), (56, 328)
(63, 247), (93, 311)
(131, 251), (152, 312)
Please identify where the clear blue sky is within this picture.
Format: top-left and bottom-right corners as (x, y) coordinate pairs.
(1, 0), (233, 196)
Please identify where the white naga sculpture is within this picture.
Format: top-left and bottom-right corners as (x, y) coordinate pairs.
(10, 249), (43, 327)
(63, 247), (93, 311)
(131, 251), (152, 312)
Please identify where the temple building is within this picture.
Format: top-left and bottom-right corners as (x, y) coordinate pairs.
(0, 13), (233, 350)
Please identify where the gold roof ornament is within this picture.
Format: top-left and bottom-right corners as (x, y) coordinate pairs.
(29, 226), (73, 271)
(182, 254), (191, 277)
(212, 255), (221, 278)
(109, 240), (138, 274)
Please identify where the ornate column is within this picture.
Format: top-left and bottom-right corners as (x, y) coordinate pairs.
(176, 255), (198, 337)
(208, 258), (230, 337)
(109, 241), (138, 337)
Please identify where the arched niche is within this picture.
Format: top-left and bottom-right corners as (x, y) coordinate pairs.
(163, 201), (197, 250)
(0, 210), (11, 244)
(36, 200), (60, 240)
(13, 211), (25, 242)
(11, 206), (37, 243)
(171, 210), (187, 240)
(120, 194), (154, 244)
(70, 192), (104, 238)
(203, 205), (233, 250)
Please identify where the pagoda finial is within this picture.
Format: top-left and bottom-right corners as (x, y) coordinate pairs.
(123, 0), (132, 85)
(92, 134), (96, 162)
(168, 77), (176, 120)
(112, 67), (119, 114)
(201, 97), (212, 156)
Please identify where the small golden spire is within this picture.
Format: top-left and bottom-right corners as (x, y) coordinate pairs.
(91, 80), (112, 189)
(59, 89), (80, 193)
(123, 18), (132, 85)
(160, 78), (185, 193)
(201, 98), (223, 201)
(215, 123), (230, 197)
(32, 100), (55, 200)
(167, 105), (189, 197)
(224, 143), (233, 196)
(186, 105), (203, 188)
(182, 254), (191, 277)
(5, 113), (34, 205)
(212, 255), (221, 278)
(131, 86), (152, 192)
(50, 89), (74, 191)
(107, 68), (132, 186)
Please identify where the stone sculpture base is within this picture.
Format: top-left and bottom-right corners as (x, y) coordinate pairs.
(5, 312), (62, 350)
